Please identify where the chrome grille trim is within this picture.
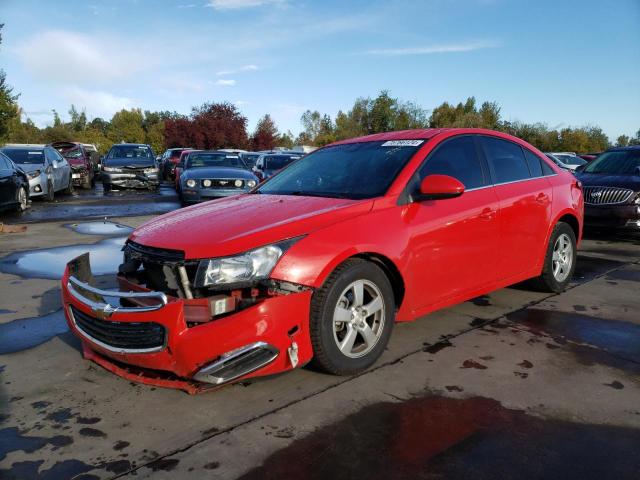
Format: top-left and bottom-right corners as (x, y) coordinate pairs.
(583, 186), (634, 205)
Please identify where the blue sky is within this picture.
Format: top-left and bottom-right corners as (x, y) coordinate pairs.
(1, 0), (638, 140)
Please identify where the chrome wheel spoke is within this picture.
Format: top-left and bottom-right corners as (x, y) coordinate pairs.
(359, 323), (377, 348)
(351, 280), (364, 307)
(363, 296), (383, 316)
(334, 306), (351, 324)
(339, 326), (358, 354)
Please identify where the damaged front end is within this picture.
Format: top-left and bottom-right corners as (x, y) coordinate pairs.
(61, 240), (313, 394)
(101, 166), (160, 189)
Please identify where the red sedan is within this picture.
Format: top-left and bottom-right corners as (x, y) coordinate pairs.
(61, 128), (583, 393)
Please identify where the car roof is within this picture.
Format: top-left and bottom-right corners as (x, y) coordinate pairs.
(329, 128), (531, 146)
(2, 143), (46, 149)
(607, 145), (640, 152)
(111, 143), (149, 147)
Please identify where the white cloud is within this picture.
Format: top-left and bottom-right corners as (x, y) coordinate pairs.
(365, 40), (500, 56)
(16, 30), (153, 84)
(215, 79), (237, 86)
(205, 0), (286, 10)
(216, 64), (259, 76)
(63, 87), (135, 118)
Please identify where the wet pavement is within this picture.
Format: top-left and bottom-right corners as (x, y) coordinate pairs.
(0, 181), (179, 224)
(0, 204), (639, 479)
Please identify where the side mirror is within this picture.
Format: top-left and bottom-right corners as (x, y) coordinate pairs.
(415, 174), (465, 201)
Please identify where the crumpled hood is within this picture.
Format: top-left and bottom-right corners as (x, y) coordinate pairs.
(130, 194), (373, 259)
(182, 167), (257, 180)
(576, 172), (640, 191)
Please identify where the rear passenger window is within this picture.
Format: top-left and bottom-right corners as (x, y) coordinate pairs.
(522, 148), (543, 177)
(481, 137), (531, 183)
(419, 136), (485, 189)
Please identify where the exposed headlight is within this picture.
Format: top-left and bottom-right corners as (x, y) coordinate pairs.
(27, 169), (41, 180)
(203, 179), (212, 187)
(194, 238), (302, 288)
(186, 179), (196, 188)
(144, 167), (158, 174)
(234, 179), (243, 187)
(246, 180), (257, 188)
(103, 166), (123, 173)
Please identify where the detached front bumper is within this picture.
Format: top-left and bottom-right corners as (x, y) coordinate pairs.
(102, 171), (160, 189)
(584, 204), (640, 229)
(61, 254), (313, 394)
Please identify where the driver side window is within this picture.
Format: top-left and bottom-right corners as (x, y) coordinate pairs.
(418, 136), (486, 190)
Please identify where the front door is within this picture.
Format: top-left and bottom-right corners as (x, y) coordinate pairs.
(404, 135), (500, 312)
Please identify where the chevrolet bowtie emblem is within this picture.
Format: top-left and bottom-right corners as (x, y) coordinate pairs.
(93, 303), (116, 320)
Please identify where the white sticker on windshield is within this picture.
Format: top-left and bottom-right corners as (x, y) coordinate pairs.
(381, 140), (424, 147)
(28, 151), (43, 155)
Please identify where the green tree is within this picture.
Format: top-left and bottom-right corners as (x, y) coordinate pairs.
(276, 130), (295, 149)
(616, 135), (630, 147)
(108, 109), (145, 143)
(629, 129), (640, 146)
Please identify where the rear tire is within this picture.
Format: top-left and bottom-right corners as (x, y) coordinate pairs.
(310, 259), (395, 375)
(532, 222), (577, 293)
(45, 181), (55, 201)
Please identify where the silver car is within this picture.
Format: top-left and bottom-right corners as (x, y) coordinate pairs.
(0, 144), (73, 200)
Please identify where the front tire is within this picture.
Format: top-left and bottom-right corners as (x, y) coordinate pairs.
(310, 259), (395, 375)
(15, 186), (28, 212)
(45, 180), (55, 201)
(533, 222), (577, 293)
(64, 175), (75, 195)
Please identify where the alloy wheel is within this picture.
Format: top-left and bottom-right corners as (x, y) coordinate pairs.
(552, 233), (573, 282)
(332, 279), (385, 358)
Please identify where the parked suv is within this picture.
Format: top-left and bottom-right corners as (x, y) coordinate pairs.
(253, 152), (302, 181)
(62, 129), (582, 393)
(52, 141), (95, 189)
(160, 148), (192, 181)
(101, 143), (159, 190)
(1, 144), (73, 200)
(575, 145), (640, 229)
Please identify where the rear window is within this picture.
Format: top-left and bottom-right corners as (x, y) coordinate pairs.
(481, 136), (531, 183)
(1, 148), (46, 164)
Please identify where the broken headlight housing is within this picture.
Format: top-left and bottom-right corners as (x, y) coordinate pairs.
(27, 169), (41, 180)
(194, 237), (302, 288)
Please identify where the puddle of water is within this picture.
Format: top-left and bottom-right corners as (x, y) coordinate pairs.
(239, 396), (640, 480)
(0, 237), (126, 280)
(572, 256), (626, 282)
(0, 310), (69, 355)
(66, 221), (133, 236)
(507, 309), (640, 364)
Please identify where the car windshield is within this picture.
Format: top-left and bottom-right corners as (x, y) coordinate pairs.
(186, 153), (245, 169)
(583, 150), (640, 175)
(264, 155), (301, 170)
(107, 145), (152, 159)
(57, 146), (83, 159)
(554, 154), (585, 166)
(1, 148), (45, 164)
(257, 140), (424, 199)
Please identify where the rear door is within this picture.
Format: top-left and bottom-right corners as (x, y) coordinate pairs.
(405, 135), (501, 310)
(479, 135), (553, 280)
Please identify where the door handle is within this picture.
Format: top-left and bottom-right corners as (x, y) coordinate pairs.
(479, 207), (496, 220)
(535, 193), (547, 204)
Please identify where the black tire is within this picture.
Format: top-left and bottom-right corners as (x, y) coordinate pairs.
(310, 259), (395, 375)
(64, 175), (75, 195)
(532, 222), (577, 293)
(45, 180), (55, 201)
(15, 186), (28, 212)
